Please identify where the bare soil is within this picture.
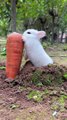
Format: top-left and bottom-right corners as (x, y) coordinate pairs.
(0, 61), (67, 120)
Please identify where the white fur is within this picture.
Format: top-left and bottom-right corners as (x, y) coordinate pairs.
(23, 29), (53, 67)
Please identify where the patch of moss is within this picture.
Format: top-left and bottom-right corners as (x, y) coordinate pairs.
(27, 90), (44, 102)
(31, 70), (42, 85)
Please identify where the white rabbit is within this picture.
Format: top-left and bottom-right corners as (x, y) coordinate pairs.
(23, 29), (53, 67)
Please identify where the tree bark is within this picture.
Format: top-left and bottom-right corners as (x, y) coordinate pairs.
(51, 16), (55, 44)
(11, 0), (16, 32)
(61, 31), (64, 42)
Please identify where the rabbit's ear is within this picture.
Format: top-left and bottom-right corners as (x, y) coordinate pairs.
(38, 31), (46, 39)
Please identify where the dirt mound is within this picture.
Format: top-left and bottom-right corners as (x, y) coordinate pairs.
(0, 62), (67, 120)
(14, 61), (67, 87)
(0, 61), (67, 88)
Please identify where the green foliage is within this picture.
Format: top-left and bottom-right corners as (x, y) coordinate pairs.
(63, 73), (67, 80)
(31, 70), (42, 85)
(58, 95), (67, 110)
(27, 90), (44, 102)
(1, 47), (6, 56)
(0, 0), (67, 41)
(44, 89), (49, 94)
(0, 66), (5, 70)
(27, 89), (50, 102)
(42, 42), (48, 49)
(59, 1), (67, 31)
(51, 94), (67, 111)
(36, 82), (43, 87)
(63, 46), (67, 51)
(0, 1), (9, 35)
(42, 79), (52, 86)
(0, 19), (8, 35)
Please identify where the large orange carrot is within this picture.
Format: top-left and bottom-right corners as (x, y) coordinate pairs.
(6, 32), (24, 80)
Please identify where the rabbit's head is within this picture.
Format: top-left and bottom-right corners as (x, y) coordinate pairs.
(23, 29), (46, 42)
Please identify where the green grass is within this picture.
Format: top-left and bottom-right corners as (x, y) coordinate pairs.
(0, 37), (6, 62)
(0, 66), (6, 70)
(27, 90), (44, 102)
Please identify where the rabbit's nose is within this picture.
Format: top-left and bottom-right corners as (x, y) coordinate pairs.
(22, 36), (25, 42)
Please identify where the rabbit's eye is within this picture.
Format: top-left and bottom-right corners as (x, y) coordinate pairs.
(27, 32), (31, 34)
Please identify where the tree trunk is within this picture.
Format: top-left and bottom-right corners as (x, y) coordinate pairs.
(51, 16), (55, 44)
(61, 31), (64, 42)
(11, 0), (16, 32)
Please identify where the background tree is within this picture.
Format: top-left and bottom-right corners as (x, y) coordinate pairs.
(11, 0), (17, 32)
(0, 0), (67, 43)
